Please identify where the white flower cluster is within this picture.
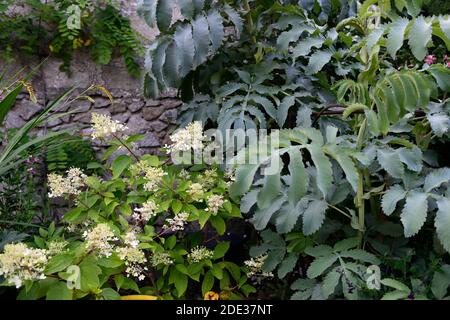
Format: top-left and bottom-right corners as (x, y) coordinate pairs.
(179, 169), (191, 180)
(48, 167), (87, 198)
(150, 252), (174, 267)
(187, 246), (213, 263)
(83, 223), (118, 257)
(47, 241), (69, 256)
(90, 113), (128, 140)
(133, 200), (158, 223)
(187, 183), (205, 201)
(244, 254), (274, 278)
(130, 160), (167, 192)
(201, 169), (218, 188)
(225, 169), (236, 187)
(0, 243), (48, 288)
(163, 212), (190, 232)
(206, 195), (224, 215)
(123, 231), (140, 249)
(167, 121), (204, 152)
(116, 232), (147, 281)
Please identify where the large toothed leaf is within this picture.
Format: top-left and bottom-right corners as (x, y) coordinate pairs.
(408, 16), (432, 61)
(382, 185), (407, 215)
(230, 164), (259, 197)
(156, 0), (172, 32)
(302, 200), (328, 235)
(439, 16), (450, 40)
(387, 17), (409, 58)
(305, 50), (333, 75)
(307, 254), (338, 279)
(322, 269), (341, 298)
(179, 0), (194, 20)
(398, 147), (423, 172)
(400, 191), (428, 237)
(288, 148), (309, 204)
(366, 25), (386, 52)
(377, 148), (404, 179)
(257, 157), (282, 210)
(423, 168), (450, 192)
(428, 64), (450, 92)
(307, 144), (333, 198)
(192, 15), (211, 67)
(325, 145), (358, 193)
(427, 112), (450, 137)
(435, 198), (450, 253)
(251, 196), (287, 230)
(223, 4), (243, 38)
(276, 199), (309, 234)
(138, 0), (157, 27)
(292, 37), (325, 58)
(174, 24), (195, 77)
(277, 96), (296, 127)
(206, 10), (225, 51)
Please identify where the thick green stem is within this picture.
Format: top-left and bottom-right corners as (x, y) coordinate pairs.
(355, 118), (367, 248)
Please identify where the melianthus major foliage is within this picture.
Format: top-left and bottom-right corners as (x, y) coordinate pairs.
(141, 0), (450, 299)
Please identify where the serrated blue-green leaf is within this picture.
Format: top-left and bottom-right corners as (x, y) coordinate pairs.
(325, 145), (358, 193)
(373, 94), (390, 135)
(387, 17), (409, 58)
(408, 16), (432, 61)
(138, 0), (157, 27)
(277, 25), (316, 51)
(307, 254), (338, 279)
(398, 73), (420, 112)
(302, 200), (328, 235)
(206, 10), (224, 52)
(377, 148), (404, 179)
(251, 196), (287, 230)
(366, 25), (386, 52)
(292, 37), (325, 58)
(178, 0), (194, 20)
(400, 191), (428, 237)
(288, 148), (309, 204)
(305, 244), (333, 257)
(333, 237), (359, 252)
(340, 249), (380, 264)
(193, 0), (205, 14)
(257, 159), (282, 210)
(424, 167), (450, 192)
(322, 269), (341, 298)
(163, 42), (180, 88)
(398, 147), (423, 172)
(439, 16), (450, 40)
(230, 164), (259, 197)
(431, 264), (450, 299)
(278, 253), (299, 279)
(428, 64), (450, 91)
(143, 73), (160, 98)
(387, 75), (406, 113)
(151, 40), (170, 90)
(249, 95), (277, 121)
(427, 113), (450, 137)
(365, 109), (380, 136)
(305, 50), (333, 75)
(276, 199), (309, 234)
(277, 96), (296, 127)
(381, 278), (411, 292)
(224, 4), (243, 38)
(435, 198), (450, 253)
(381, 290), (410, 300)
(192, 15), (210, 67)
(240, 189), (258, 213)
(382, 184), (406, 215)
(174, 24), (195, 77)
(156, 0), (172, 32)
(307, 144), (333, 198)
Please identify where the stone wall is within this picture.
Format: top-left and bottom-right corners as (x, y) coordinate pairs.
(2, 1), (181, 155)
